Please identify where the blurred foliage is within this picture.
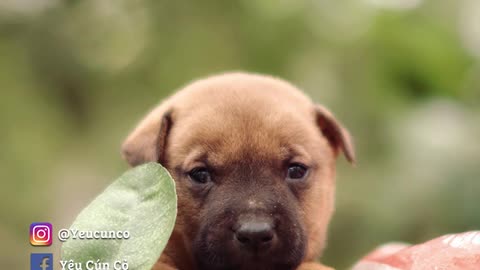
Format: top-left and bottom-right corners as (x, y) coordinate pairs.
(0, 0), (479, 269)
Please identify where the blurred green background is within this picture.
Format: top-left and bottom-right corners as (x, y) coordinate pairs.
(1, 0), (479, 269)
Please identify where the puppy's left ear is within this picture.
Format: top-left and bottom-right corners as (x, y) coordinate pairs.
(121, 103), (173, 167)
(315, 104), (356, 164)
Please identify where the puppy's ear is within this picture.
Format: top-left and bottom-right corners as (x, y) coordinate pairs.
(315, 104), (356, 164)
(121, 104), (173, 167)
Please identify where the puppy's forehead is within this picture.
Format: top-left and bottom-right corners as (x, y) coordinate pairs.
(167, 75), (322, 166)
(173, 110), (316, 167)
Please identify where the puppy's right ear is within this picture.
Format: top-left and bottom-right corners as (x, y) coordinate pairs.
(121, 104), (173, 167)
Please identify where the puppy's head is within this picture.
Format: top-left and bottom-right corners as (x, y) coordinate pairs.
(122, 73), (355, 270)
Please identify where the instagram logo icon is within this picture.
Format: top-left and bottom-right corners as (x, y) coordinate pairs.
(30, 223), (52, 246)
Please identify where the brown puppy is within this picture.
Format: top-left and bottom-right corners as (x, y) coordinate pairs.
(122, 72), (355, 270)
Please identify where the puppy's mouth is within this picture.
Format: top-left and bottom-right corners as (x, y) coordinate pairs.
(193, 213), (306, 270)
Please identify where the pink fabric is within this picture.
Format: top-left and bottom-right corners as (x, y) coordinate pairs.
(351, 231), (480, 270)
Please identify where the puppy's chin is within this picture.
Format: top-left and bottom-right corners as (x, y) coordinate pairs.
(196, 258), (301, 270)
(192, 221), (306, 270)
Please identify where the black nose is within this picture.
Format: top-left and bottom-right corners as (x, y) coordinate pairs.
(234, 220), (275, 251)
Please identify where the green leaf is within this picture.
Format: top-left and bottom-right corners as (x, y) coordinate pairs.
(61, 163), (177, 270)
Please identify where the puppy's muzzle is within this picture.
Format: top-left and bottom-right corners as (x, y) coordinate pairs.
(233, 215), (275, 253)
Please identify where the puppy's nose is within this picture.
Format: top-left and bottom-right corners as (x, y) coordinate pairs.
(234, 220), (274, 251)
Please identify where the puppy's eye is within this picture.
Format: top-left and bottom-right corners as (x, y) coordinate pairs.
(188, 168), (211, 184)
(287, 163), (308, 180)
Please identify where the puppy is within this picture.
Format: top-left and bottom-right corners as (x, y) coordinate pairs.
(122, 72), (355, 270)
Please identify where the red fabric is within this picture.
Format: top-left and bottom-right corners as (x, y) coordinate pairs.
(351, 231), (480, 270)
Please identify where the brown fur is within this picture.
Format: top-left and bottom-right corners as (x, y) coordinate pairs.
(122, 72), (355, 270)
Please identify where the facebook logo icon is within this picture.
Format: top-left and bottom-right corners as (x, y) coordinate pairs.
(31, 253), (53, 270)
